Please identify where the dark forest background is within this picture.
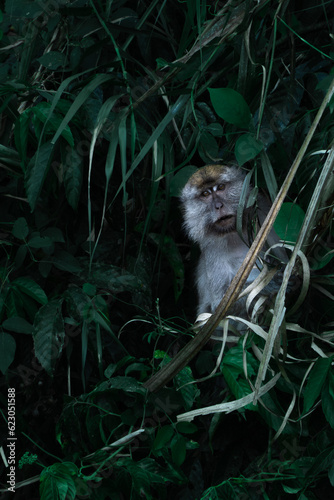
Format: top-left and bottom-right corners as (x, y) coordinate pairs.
(1, 0), (334, 498)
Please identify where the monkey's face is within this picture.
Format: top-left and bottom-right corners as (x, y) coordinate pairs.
(181, 164), (247, 243)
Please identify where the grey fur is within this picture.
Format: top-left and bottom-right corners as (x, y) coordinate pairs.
(181, 164), (282, 316)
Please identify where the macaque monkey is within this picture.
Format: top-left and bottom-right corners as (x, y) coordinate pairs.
(181, 164), (285, 319)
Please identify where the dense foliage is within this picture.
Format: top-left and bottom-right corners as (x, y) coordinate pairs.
(0, 0), (334, 498)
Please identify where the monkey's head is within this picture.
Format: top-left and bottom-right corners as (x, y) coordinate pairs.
(181, 164), (247, 244)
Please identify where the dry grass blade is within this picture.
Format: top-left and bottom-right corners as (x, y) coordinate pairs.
(177, 373), (281, 422)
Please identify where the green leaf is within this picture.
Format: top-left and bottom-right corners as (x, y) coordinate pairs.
(62, 145), (83, 210)
(40, 463), (77, 500)
(13, 277), (48, 305)
(198, 131), (219, 163)
(175, 366), (198, 410)
(39, 261), (53, 278)
(0, 144), (20, 171)
(135, 457), (184, 483)
(322, 381), (334, 429)
(39, 471), (59, 500)
(208, 87), (251, 128)
(3, 316), (33, 334)
(53, 251), (82, 273)
(205, 122), (224, 137)
(25, 141), (54, 211)
(154, 350), (170, 360)
(5, 0), (43, 18)
(105, 128), (119, 182)
(274, 202), (305, 244)
(0, 332), (16, 374)
(235, 133), (264, 166)
(303, 357), (333, 414)
(28, 235), (53, 248)
(124, 362), (149, 377)
(32, 103), (74, 147)
(126, 461), (151, 497)
(15, 245), (28, 269)
(33, 299), (65, 375)
(223, 345), (257, 377)
(282, 484), (303, 494)
(15, 109), (33, 168)
(176, 421), (198, 434)
(328, 370), (334, 400)
(307, 444), (334, 477)
(104, 356), (134, 379)
(153, 425), (174, 451)
(107, 376), (146, 395)
(6, 291), (19, 318)
(82, 283), (97, 296)
(170, 165), (198, 197)
(171, 435), (186, 466)
(37, 51), (67, 70)
(115, 94), (191, 200)
(221, 365), (256, 412)
(310, 243), (334, 270)
(12, 217), (29, 240)
(51, 74), (114, 146)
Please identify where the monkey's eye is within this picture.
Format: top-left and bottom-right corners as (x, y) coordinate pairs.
(217, 183), (225, 191)
(201, 190), (211, 197)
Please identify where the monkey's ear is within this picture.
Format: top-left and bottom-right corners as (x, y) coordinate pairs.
(170, 166), (198, 197)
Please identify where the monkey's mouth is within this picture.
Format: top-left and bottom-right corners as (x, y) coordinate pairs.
(215, 215), (235, 229)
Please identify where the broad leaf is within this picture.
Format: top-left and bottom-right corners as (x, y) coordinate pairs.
(169, 165), (198, 197)
(322, 381), (334, 429)
(153, 425), (174, 451)
(51, 74), (114, 145)
(303, 357), (333, 414)
(198, 131), (219, 163)
(13, 277), (48, 305)
(33, 299), (65, 375)
(175, 366), (198, 410)
(208, 87), (251, 128)
(40, 463), (77, 500)
(3, 316), (33, 334)
(274, 202), (305, 244)
(12, 217), (29, 240)
(62, 145), (83, 210)
(53, 251), (82, 273)
(14, 108), (32, 169)
(32, 103), (74, 146)
(25, 141), (54, 211)
(171, 435), (186, 466)
(28, 235), (53, 249)
(37, 51), (67, 71)
(235, 133), (263, 165)
(176, 421), (198, 434)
